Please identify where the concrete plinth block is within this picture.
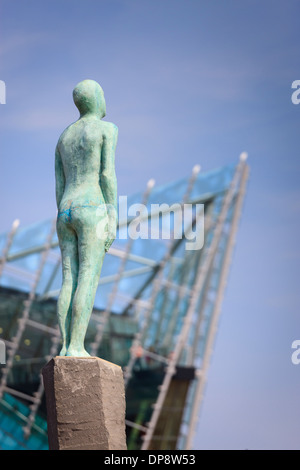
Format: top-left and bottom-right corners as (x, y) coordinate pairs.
(42, 356), (127, 450)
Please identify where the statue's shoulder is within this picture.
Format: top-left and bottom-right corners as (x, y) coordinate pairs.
(57, 121), (77, 145)
(102, 121), (118, 137)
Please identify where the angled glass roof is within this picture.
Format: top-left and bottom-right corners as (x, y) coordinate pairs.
(0, 160), (248, 450)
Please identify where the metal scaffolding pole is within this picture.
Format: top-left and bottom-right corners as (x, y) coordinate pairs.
(141, 158), (245, 450)
(161, 206), (214, 354)
(124, 165), (200, 386)
(0, 219), (20, 280)
(184, 155), (249, 450)
(0, 219), (56, 401)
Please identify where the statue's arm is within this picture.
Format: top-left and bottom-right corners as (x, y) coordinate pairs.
(55, 145), (65, 209)
(101, 124), (118, 251)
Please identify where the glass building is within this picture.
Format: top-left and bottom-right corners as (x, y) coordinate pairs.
(0, 157), (249, 450)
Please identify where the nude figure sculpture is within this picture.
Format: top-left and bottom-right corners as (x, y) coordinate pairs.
(55, 79), (118, 357)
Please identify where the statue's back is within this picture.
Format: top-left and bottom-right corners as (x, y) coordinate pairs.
(57, 117), (108, 211)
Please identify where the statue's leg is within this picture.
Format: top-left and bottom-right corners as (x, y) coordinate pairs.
(56, 216), (79, 356)
(66, 207), (107, 357)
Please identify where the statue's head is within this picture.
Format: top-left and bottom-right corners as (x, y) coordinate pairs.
(73, 79), (106, 118)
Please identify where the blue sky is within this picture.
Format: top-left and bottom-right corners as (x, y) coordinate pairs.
(1, 0), (300, 449)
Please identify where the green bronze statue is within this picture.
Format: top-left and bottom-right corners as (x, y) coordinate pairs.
(55, 79), (118, 357)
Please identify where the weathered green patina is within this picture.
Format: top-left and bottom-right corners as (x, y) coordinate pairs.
(55, 79), (118, 357)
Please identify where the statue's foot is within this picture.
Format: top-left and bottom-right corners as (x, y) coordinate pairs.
(65, 347), (91, 357)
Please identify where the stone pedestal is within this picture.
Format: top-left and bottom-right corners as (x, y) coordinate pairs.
(42, 356), (127, 450)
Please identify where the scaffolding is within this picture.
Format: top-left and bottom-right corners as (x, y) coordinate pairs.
(0, 156), (249, 450)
